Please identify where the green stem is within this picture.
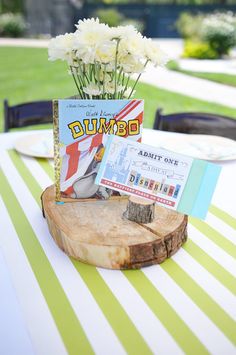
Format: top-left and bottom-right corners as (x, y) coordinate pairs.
(70, 66), (83, 98)
(128, 59), (149, 99)
(117, 67), (123, 85)
(116, 67), (123, 99)
(122, 72), (125, 86)
(114, 39), (120, 99)
(89, 64), (93, 81)
(103, 64), (107, 98)
(75, 70), (87, 99)
(121, 75), (130, 99)
(78, 61), (86, 86)
(83, 63), (90, 83)
(95, 62), (100, 89)
(91, 64), (96, 85)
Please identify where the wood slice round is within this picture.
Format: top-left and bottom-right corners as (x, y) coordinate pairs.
(41, 185), (188, 269)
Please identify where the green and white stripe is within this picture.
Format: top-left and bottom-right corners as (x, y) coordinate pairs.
(1, 139), (236, 355)
(0, 196), (67, 355)
(209, 205), (236, 230)
(205, 211), (236, 246)
(189, 225), (236, 277)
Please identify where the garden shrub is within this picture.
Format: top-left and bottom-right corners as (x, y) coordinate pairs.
(176, 12), (204, 40)
(93, 8), (125, 27)
(0, 12), (26, 37)
(120, 18), (144, 33)
(201, 12), (236, 57)
(93, 8), (144, 33)
(182, 41), (219, 60)
(177, 11), (236, 58)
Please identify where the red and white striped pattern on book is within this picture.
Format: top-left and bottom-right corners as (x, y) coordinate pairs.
(60, 100), (143, 194)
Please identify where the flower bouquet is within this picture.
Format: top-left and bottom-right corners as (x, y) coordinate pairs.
(48, 19), (168, 201)
(48, 18), (167, 99)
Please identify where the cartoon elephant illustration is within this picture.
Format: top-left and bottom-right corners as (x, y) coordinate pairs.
(71, 144), (112, 200)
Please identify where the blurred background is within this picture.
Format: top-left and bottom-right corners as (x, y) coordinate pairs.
(1, 0), (236, 132)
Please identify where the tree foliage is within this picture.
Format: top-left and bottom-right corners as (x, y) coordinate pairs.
(0, 0), (24, 13)
(88, 0), (235, 4)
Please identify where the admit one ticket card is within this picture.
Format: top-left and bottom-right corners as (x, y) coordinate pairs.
(95, 135), (221, 219)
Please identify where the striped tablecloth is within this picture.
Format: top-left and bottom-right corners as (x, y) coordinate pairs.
(0, 129), (235, 355)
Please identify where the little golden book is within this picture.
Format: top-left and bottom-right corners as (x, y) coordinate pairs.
(53, 99), (144, 200)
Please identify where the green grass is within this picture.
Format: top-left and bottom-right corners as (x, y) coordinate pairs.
(179, 71), (236, 88)
(1, 47), (236, 132)
(167, 60), (236, 88)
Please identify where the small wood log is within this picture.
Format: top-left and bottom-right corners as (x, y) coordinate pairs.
(124, 196), (155, 224)
(41, 185), (188, 269)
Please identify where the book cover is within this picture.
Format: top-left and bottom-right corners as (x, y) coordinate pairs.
(53, 99), (144, 201)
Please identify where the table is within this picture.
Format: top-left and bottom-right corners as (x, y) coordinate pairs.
(0, 129), (235, 355)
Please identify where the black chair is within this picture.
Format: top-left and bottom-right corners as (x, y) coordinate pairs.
(153, 109), (236, 140)
(4, 99), (53, 132)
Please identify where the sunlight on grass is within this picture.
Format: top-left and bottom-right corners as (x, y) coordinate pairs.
(1, 47), (236, 132)
(167, 60), (236, 88)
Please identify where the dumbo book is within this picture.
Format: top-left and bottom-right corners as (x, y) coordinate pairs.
(53, 99), (144, 201)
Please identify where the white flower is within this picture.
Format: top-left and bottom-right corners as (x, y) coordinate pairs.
(95, 41), (116, 64)
(48, 18), (168, 99)
(110, 25), (138, 40)
(48, 33), (76, 64)
(111, 25), (145, 61)
(99, 70), (111, 83)
(76, 18), (106, 32)
(75, 18), (111, 47)
(75, 43), (96, 64)
(83, 83), (102, 97)
(143, 38), (168, 66)
(119, 54), (145, 74)
(105, 62), (115, 72)
(104, 81), (124, 95)
(124, 32), (144, 58)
